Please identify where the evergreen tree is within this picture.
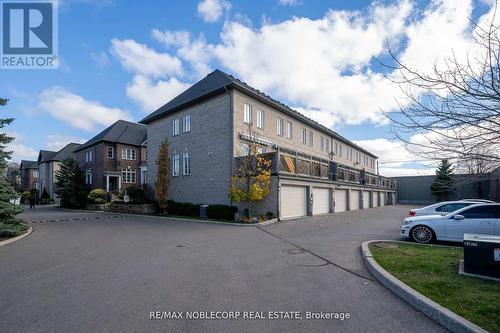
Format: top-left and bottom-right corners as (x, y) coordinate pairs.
(55, 158), (87, 208)
(431, 159), (454, 201)
(155, 141), (170, 215)
(0, 98), (22, 223)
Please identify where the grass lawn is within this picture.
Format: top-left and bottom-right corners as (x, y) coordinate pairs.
(0, 221), (29, 240)
(370, 242), (500, 333)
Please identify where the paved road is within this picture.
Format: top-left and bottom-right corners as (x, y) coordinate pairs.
(0, 205), (447, 333)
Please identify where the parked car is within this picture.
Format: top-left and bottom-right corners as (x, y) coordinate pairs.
(458, 199), (494, 203)
(408, 200), (484, 217)
(401, 203), (500, 243)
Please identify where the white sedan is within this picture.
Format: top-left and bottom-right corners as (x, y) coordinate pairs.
(408, 200), (484, 217)
(401, 203), (500, 243)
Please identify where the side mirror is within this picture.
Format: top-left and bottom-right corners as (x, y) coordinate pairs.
(454, 214), (465, 220)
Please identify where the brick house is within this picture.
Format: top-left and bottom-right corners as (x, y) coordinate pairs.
(20, 160), (39, 191)
(142, 69), (396, 219)
(37, 143), (82, 200)
(74, 120), (147, 192)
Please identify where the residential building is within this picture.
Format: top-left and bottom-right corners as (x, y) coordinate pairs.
(37, 143), (82, 200)
(142, 69), (396, 219)
(74, 120), (147, 192)
(20, 160), (39, 191)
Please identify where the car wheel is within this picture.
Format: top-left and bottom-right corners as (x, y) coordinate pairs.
(410, 225), (434, 244)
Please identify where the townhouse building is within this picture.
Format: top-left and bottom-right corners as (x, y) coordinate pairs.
(20, 160), (39, 191)
(37, 143), (81, 200)
(142, 69), (396, 219)
(74, 120), (147, 192)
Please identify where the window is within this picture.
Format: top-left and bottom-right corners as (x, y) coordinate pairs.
(172, 118), (180, 136)
(107, 146), (114, 159)
(240, 143), (250, 156)
(320, 136), (325, 151)
(276, 118), (284, 136)
(122, 148), (136, 160)
(286, 122), (292, 139)
(356, 152), (361, 164)
(183, 115), (191, 133)
(334, 142), (338, 155)
(172, 154), (180, 176)
(122, 169), (136, 183)
(308, 131), (313, 146)
(338, 144), (343, 158)
(85, 150), (92, 162)
(460, 206), (498, 219)
(183, 150), (191, 176)
(301, 128), (307, 144)
(436, 203), (471, 213)
(256, 110), (264, 129)
(86, 169), (92, 185)
(32, 171), (38, 178)
(325, 139), (330, 153)
(244, 104), (252, 124)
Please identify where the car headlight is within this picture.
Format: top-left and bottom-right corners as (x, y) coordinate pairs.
(403, 219), (413, 225)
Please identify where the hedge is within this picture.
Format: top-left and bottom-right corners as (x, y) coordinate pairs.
(206, 204), (238, 220)
(165, 200), (238, 220)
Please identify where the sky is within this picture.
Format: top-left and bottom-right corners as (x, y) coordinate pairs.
(1, 0), (496, 176)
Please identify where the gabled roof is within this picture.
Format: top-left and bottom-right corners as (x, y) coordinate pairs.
(38, 150), (57, 163)
(74, 120), (147, 152)
(20, 160), (38, 170)
(38, 143), (81, 163)
(140, 69), (377, 158)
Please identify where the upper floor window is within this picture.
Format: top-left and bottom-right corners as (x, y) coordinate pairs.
(107, 146), (114, 159)
(286, 122), (292, 139)
(85, 150), (92, 162)
(325, 138), (330, 153)
(301, 128), (307, 144)
(356, 152), (361, 164)
(183, 115), (191, 133)
(338, 144), (343, 157)
(256, 109), (264, 129)
(172, 118), (180, 136)
(32, 170), (39, 178)
(183, 149), (191, 176)
(122, 168), (136, 183)
(276, 118), (284, 136)
(172, 154), (180, 176)
(244, 104), (252, 124)
(122, 148), (136, 160)
(308, 131), (313, 146)
(320, 136), (325, 151)
(86, 169), (92, 185)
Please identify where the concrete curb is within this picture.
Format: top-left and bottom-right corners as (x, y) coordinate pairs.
(0, 226), (33, 247)
(361, 240), (489, 333)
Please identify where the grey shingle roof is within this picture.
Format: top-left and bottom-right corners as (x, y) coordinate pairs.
(51, 143), (81, 161)
(75, 120), (147, 152)
(20, 160), (38, 170)
(38, 150), (57, 163)
(139, 69), (377, 158)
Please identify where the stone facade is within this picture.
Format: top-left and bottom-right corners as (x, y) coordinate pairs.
(20, 163), (38, 191)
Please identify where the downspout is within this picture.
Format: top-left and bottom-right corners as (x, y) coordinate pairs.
(225, 86), (234, 206)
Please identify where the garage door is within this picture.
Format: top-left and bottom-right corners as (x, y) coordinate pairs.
(281, 185), (307, 219)
(380, 192), (386, 206)
(334, 190), (347, 212)
(372, 192), (378, 207)
(350, 190), (360, 210)
(313, 188), (330, 215)
(362, 191), (370, 209)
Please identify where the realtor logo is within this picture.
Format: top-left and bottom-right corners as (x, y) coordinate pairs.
(1, 0), (58, 69)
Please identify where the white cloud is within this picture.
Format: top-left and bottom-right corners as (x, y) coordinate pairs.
(46, 134), (87, 151)
(110, 39), (183, 78)
(126, 75), (190, 112)
(6, 132), (38, 162)
(378, 167), (436, 177)
(197, 0), (231, 23)
(279, 0), (299, 6)
(354, 138), (415, 167)
(90, 51), (110, 67)
(38, 87), (133, 131)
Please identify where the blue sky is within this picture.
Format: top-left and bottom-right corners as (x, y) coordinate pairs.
(1, 0), (495, 176)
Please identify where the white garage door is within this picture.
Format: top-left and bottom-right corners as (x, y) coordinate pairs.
(334, 190), (347, 212)
(362, 192), (370, 209)
(281, 185), (307, 219)
(313, 188), (330, 215)
(380, 192), (386, 206)
(372, 192), (378, 207)
(350, 190), (360, 210)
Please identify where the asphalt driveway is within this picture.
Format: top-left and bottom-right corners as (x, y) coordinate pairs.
(0, 205), (447, 333)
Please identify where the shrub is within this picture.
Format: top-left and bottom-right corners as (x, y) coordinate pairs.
(124, 185), (148, 204)
(21, 191), (31, 202)
(167, 200), (199, 217)
(88, 189), (107, 203)
(265, 211), (275, 220)
(93, 198), (107, 204)
(206, 204), (238, 221)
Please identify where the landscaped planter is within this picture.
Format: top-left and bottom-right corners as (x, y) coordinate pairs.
(86, 203), (108, 211)
(107, 203), (157, 215)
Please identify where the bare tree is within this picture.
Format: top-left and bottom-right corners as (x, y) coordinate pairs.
(385, 3), (500, 170)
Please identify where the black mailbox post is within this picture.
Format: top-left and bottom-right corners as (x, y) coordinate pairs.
(463, 234), (500, 279)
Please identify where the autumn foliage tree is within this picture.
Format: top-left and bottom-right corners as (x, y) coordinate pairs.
(155, 141), (170, 215)
(229, 131), (271, 217)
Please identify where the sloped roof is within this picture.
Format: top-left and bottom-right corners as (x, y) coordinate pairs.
(75, 120), (147, 152)
(139, 69), (377, 158)
(51, 143), (81, 161)
(20, 160), (38, 170)
(38, 150), (56, 163)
